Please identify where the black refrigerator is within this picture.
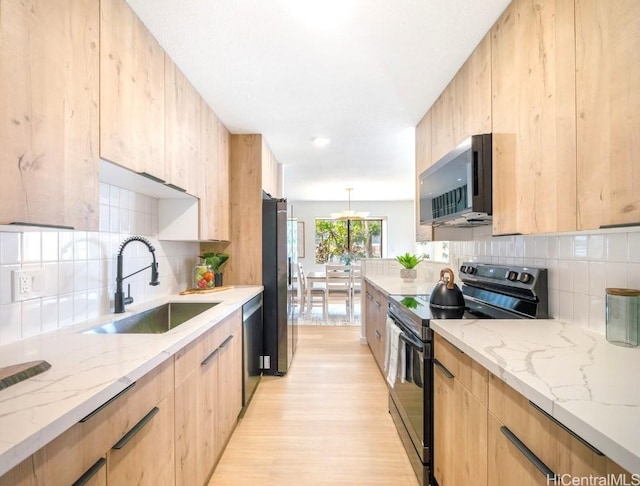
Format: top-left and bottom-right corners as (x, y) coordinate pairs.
(262, 193), (297, 375)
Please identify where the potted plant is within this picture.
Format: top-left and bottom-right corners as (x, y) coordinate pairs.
(200, 252), (230, 287)
(396, 252), (426, 282)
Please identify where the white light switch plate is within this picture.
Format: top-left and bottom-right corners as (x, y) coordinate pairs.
(12, 269), (44, 302)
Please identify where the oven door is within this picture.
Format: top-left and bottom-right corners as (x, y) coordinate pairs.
(387, 313), (432, 464)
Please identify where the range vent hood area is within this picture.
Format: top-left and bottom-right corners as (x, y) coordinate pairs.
(419, 134), (492, 228)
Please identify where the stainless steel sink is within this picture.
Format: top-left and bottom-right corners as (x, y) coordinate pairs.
(85, 302), (218, 334)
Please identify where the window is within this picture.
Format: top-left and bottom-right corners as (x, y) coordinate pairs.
(315, 219), (383, 264)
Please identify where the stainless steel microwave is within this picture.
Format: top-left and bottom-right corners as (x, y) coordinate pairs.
(419, 133), (492, 227)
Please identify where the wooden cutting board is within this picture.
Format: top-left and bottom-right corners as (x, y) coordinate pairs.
(179, 285), (234, 295)
(0, 360), (51, 391)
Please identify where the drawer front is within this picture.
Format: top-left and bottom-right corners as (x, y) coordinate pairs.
(435, 334), (487, 405)
(175, 321), (227, 385)
(488, 372), (608, 479)
(81, 357), (174, 462)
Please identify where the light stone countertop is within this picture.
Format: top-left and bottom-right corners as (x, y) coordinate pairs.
(363, 274), (640, 473)
(364, 274), (438, 296)
(430, 318), (640, 474)
(0, 285), (262, 477)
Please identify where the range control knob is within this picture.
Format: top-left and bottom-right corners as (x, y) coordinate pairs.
(507, 271), (518, 281)
(466, 266), (476, 275)
(518, 272), (533, 284)
(460, 265), (467, 274)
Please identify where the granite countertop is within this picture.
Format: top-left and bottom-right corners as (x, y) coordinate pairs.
(430, 318), (640, 474)
(0, 285), (262, 477)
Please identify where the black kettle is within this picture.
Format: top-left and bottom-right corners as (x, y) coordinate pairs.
(429, 268), (465, 319)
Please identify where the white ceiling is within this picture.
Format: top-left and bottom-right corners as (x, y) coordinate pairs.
(125, 0), (511, 202)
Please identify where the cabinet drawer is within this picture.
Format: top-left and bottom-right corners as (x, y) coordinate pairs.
(0, 359), (174, 486)
(435, 334), (487, 406)
(80, 357), (174, 464)
(175, 320), (227, 385)
(488, 372), (609, 479)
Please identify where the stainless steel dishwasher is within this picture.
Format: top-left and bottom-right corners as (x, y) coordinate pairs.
(242, 294), (263, 407)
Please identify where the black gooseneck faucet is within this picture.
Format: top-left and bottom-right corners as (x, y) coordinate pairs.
(114, 236), (160, 313)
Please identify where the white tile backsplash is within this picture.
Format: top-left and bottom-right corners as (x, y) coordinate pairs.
(0, 233), (21, 264)
(573, 261), (589, 295)
(606, 233), (628, 262)
(574, 235), (589, 259)
(588, 234), (605, 260)
(0, 182), (199, 345)
(425, 226), (640, 335)
(22, 232), (41, 263)
(589, 261), (606, 297)
(628, 233), (640, 262)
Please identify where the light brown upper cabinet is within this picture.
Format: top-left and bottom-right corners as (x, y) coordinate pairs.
(200, 100), (230, 241)
(100, 0), (165, 179)
(261, 138), (282, 198)
(216, 119), (231, 241)
(431, 33), (492, 163)
(491, 0), (577, 235)
(575, 0), (640, 230)
(0, 0), (99, 230)
(165, 56), (202, 195)
(415, 110), (433, 241)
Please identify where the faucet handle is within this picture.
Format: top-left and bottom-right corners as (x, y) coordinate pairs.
(124, 283), (134, 306)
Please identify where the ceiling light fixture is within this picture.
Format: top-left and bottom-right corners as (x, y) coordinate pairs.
(330, 188), (370, 220)
(312, 136), (330, 148)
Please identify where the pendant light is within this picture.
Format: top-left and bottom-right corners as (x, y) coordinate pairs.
(330, 188), (370, 220)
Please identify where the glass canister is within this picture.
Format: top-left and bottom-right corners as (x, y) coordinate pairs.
(605, 288), (640, 347)
(193, 264), (215, 290)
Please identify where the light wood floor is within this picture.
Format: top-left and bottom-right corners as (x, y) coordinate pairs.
(208, 326), (419, 486)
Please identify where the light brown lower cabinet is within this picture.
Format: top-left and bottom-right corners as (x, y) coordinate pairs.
(0, 357), (174, 486)
(433, 334), (488, 486)
(432, 335), (635, 486)
(488, 371), (633, 485)
(107, 390), (175, 485)
(216, 312), (243, 447)
(175, 309), (243, 486)
(0, 310), (246, 486)
(364, 281), (387, 374)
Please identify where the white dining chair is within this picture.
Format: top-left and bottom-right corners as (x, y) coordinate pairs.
(325, 263), (352, 317)
(349, 263), (362, 321)
(298, 262), (327, 319)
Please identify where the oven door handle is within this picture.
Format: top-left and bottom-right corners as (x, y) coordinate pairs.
(399, 331), (425, 353)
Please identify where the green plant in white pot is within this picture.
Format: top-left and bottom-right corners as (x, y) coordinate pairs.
(396, 253), (426, 282)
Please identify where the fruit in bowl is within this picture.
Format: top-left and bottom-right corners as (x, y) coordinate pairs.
(193, 264), (215, 290)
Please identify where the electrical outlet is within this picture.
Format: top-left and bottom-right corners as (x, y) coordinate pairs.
(12, 269), (44, 302)
(20, 274), (32, 293)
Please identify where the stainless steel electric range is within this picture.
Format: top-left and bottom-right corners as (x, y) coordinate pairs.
(386, 262), (548, 486)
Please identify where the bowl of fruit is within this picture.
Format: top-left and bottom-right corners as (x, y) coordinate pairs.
(193, 263), (215, 290)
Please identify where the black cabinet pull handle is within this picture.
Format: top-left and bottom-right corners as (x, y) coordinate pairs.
(219, 334), (234, 348)
(72, 457), (106, 486)
(500, 426), (557, 481)
(112, 407), (159, 450)
(80, 382), (136, 423)
(528, 401), (604, 456)
(366, 292), (373, 300)
(375, 301), (381, 307)
(433, 358), (454, 379)
(374, 329), (381, 338)
(201, 347), (220, 366)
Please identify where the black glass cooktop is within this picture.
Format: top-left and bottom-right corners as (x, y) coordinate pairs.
(389, 294), (492, 322)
